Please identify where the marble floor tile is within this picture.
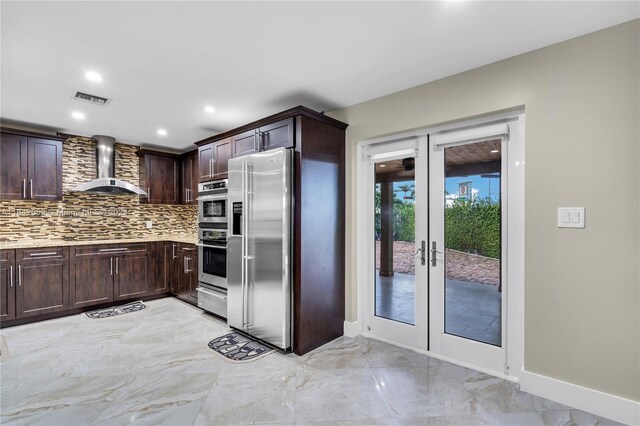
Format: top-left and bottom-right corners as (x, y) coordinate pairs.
(0, 297), (623, 426)
(294, 367), (394, 423)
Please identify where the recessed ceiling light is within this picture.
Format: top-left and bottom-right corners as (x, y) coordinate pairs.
(85, 71), (103, 82)
(157, 129), (167, 136)
(204, 105), (216, 114)
(71, 111), (85, 120)
(491, 149), (499, 153)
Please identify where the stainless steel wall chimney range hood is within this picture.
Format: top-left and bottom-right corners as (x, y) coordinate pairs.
(71, 135), (147, 195)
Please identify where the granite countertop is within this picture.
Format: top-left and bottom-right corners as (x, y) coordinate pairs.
(0, 234), (198, 250)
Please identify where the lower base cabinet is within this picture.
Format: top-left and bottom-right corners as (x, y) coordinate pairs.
(69, 243), (152, 308)
(1, 240), (195, 327)
(0, 248), (70, 320)
(0, 250), (16, 320)
(173, 244), (198, 305)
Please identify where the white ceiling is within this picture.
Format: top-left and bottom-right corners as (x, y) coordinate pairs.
(1, 1), (638, 151)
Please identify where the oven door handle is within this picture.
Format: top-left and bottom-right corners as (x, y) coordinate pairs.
(197, 243), (227, 249)
(198, 194), (228, 201)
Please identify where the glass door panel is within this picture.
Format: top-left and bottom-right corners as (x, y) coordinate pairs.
(443, 140), (502, 346)
(374, 159), (416, 325)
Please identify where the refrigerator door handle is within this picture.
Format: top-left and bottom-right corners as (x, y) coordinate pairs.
(241, 160), (247, 330)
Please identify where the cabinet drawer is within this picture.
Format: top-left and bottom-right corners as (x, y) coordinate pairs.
(72, 243), (149, 257)
(0, 249), (15, 263)
(17, 247), (68, 261)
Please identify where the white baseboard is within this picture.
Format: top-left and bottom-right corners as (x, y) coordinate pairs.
(343, 320), (362, 338)
(519, 370), (640, 425)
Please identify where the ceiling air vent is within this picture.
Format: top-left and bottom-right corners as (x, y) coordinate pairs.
(72, 91), (110, 106)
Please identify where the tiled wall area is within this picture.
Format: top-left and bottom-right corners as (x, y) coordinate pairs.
(0, 137), (197, 242)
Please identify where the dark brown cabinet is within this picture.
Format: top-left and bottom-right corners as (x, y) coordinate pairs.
(259, 118), (294, 151)
(155, 241), (174, 293)
(69, 243), (151, 309)
(114, 252), (150, 301)
(212, 138), (231, 179)
(231, 129), (258, 158)
(174, 244), (198, 305)
(1, 131), (63, 201)
(198, 144), (214, 182)
(15, 248), (69, 318)
(230, 118), (294, 159)
(180, 151), (199, 204)
(199, 138), (231, 182)
(138, 150), (180, 204)
(0, 250), (16, 320)
(69, 255), (114, 308)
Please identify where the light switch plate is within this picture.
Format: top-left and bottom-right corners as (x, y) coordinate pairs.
(146, 221), (153, 229)
(558, 207), (585, 228)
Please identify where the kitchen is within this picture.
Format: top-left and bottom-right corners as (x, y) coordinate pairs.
(1, 2), (639, 426)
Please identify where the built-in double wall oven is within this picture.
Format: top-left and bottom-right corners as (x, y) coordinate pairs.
(197, 179), (228, 319)
(198, 179), (228, 224)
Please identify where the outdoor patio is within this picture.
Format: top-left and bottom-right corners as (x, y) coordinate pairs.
(375, 271), (502, 346)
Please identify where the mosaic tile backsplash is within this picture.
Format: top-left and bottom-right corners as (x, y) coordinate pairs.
(0, 137), (197, 242)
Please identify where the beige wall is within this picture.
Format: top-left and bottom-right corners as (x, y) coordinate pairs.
(328, 20), (639, 401)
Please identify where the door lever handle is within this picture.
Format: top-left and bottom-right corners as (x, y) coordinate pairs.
(415, 240), (426, 266)
(431, 241), (445, 267)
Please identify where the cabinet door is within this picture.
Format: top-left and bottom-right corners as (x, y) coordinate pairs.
(231, 129), (258, 158)
(181, 152), (198, 204)
(187, 250), (198, 303)
(0, 251), (16, 320)
(16, 259), (69, 318)
(169, 242), (180, 294)
(114, 253), (150, 301)
(213, 138), (231, 179)
(69, 255), (114, 308)
(27, 138), (63, 201)
(154, 242), (170, 293)
(260, 118), (294, 151)
(199, 144), (214, 182)
(0, 133), (28, 200)
(146, 155), (179, 204)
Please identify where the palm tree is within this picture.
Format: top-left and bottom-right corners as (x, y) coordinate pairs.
(398, 184), (414, 201)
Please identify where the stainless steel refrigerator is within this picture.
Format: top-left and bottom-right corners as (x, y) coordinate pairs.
(227, 147), (293, 350)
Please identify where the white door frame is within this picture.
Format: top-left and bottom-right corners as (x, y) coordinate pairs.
(354, 110), (525, 381)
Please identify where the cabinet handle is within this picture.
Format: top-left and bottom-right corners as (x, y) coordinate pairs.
(22, 179), (26, 198)
(254, 130), (259, 152)
(147, 187), (151, 200)
(110, 257), (113, 275)
(115, 257), (119, 275)
(258, 131), (264, 152)
(18, 265), (22, 286)
(183, 256), (187, 273)
(9, 265), (13, 288)
(30, 179), (33, 198)
(99, 248), (128, 252)
(185, 256), (191, 273)
(29, 252), (57, 257)
(172, 243), (177, 259)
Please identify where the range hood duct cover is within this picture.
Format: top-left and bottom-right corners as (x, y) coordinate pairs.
(71, 135), (147, 195)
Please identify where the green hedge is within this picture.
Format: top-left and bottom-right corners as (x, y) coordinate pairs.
(445, 198), (500, 259)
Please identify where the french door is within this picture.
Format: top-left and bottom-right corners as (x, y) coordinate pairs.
(363, 138), (428, 349)
(428, 124), (509, 373)
(362, 118), (522, 376)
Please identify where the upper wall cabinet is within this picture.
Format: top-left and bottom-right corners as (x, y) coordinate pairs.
(137, 150), (180, 204)
(199, 138), (231, 182)
(230, 118), (294, 158)
(180, 150), (198, 204)
(0, 131), (63, 201)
